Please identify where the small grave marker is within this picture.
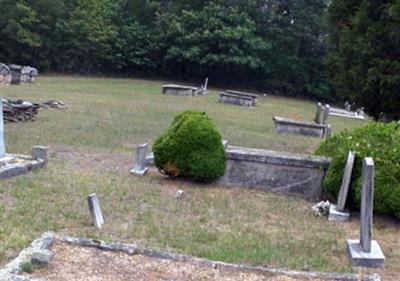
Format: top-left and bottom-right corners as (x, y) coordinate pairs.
(131, 143), (148, 175)
(87, 193), (104, 229)
(0, 100), (5, 158)
(322, 104), (330, 125)
(329, 151), (355, 222)
(315, 102), (322, 124)
(347, 158), (385, 268)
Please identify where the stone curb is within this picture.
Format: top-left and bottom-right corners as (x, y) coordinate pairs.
(0, 232), (55, 281)
(64, 236), (380, 281)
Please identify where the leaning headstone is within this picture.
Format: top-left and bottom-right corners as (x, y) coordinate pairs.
(87, 193), (104, 229)
(315, 102), (322, 124)
(0, 101), (5, 158)
(347, 158), (385, 268)
(131, 143), (148, 175)
(328, 151), (355, 222)
(322, 104), (330, 124)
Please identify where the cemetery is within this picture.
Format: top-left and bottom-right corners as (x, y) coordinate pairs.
(0, 76), (398, 281)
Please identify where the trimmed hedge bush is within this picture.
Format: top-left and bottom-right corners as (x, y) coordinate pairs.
(316, 122), (400, 219)
(153, 110), (226, 182)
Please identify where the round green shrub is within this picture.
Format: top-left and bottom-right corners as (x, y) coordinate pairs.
(153, 110), (226, 182)
(316, 122), (400, 219)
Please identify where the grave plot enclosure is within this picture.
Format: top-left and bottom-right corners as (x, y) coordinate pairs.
(219, 146), (331, 199)
(219, 90), (258, 107)
(273, 116), (331, 138)
(162, 84), (206, 96)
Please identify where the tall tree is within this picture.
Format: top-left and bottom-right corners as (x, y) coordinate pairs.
(327, 0), (400, 120)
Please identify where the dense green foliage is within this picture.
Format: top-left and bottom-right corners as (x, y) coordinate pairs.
(316, 122), (400, 219)
(0, 0), (330, 99)
(327, 0), (400, 120)
(153, 110), (226, 182)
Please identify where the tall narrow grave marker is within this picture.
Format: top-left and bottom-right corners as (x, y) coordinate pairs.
(87, 193), (104, 229)
(347, 158), (385, 268)
(131, 143), (148, 175)
(322, 104), (330, 125)
(315, 102), (322, 124)
(0, 100), (5, 158)
(329, 151), (355, 222)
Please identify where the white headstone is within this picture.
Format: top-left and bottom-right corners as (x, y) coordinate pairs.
(346, 157), (385, 268)
(337, 151), (355, 212)
(131, 143), (148, 175)
(0, 100), (5, 158)
(87, 193), (104, 229)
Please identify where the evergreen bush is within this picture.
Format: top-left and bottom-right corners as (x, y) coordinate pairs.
(316, 122), (400, 219)
(153, 110), (226, 182)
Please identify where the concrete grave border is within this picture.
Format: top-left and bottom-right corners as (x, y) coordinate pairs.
(273, 116), (331, 139)
(0, 146), (48, 180)
(61, 235), (380, 281)
(219, 145), (331, 199)
(219, 90), (258, 107)
(0, 232), (55, 281)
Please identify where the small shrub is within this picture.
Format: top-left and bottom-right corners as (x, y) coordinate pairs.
(316, 122), (400, 219)
(153, 110), (226, 182)
(21, 261), (38, 273)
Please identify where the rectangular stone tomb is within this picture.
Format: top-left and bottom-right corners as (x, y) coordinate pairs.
(273, 116), (330, 138)
(330, 107), (365, 120)
(162, 84), (205, 96)
(219, 91), (257, 107)
(218, 146), (331, 199)
(0, 147), (48, 180)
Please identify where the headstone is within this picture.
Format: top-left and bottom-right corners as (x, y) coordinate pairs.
(322, 104), (330, 124)
(347, 158), (385, 268)
(325, 124), (332, 139)
(32, 146), (48, 166)
(0, 101), (5, 158)
(328, 151), (355, 222)
(87, 193), (104, 229)
(131, 143), (148, 175)
(204, 77), (208, 91)
(222, 139), (229, 149)
(315, 102), (322, 124)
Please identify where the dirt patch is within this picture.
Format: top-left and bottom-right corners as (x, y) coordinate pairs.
(30, 240), (328, 281)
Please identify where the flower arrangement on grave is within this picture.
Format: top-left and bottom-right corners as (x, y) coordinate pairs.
(153, 110), (226, 182)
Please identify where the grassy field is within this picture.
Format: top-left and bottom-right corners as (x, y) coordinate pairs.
(0, 76), (398, 280)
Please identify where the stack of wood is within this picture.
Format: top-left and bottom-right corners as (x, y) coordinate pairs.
(3, 99), (40, 123)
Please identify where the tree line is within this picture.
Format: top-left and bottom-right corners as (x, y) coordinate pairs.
(0, 0), (330, 99)
(1, 0), (399, 119)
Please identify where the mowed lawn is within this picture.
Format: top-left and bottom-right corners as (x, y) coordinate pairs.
(0, 76), (398, 279)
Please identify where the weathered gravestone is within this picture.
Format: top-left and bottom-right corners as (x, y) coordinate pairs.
(329, 151), (355, 222)
(131, 143), (148, 175)
(347, 158), (385, 268)
(87, 193), (104, 229)
(0, 101), (5, 158)
(322, 104), (330, 125)
(315, 102), (323, 124)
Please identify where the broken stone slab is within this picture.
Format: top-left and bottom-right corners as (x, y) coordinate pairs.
(0, 155), (46, 180)
(219, 146), (331, 199)
(0, 232), (55, 275)
(31, 146), (48, 167)
(31, 249), (54, 267)
(273, 116), (330, 139)
(329, 151), (355, 222)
